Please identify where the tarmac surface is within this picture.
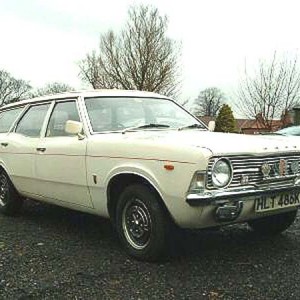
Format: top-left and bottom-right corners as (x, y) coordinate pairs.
(1, 200), (300, 299)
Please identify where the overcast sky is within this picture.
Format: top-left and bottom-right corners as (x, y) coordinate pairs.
(0, 0), (300, 107)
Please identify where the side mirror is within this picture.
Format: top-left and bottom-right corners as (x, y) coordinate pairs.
(208, 121), (215, 132)
(65, 120), (83, 135)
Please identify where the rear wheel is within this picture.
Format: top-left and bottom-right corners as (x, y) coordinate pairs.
(115, 184), (170, 261)
(0, 171), (23, 216)
(248, 209), (298, 235)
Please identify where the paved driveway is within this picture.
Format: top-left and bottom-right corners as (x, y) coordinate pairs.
(0, 200), (299, 299)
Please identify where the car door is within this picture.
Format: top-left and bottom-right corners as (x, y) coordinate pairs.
(4, 103), (51, 195)
(34, 99), (93, 208)
(0, 106), (26, 184)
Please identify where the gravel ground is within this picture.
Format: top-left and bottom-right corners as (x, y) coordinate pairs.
(1, 200), (300, 300)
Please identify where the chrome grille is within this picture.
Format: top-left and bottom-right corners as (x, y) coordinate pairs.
(206, 154), (300, 189)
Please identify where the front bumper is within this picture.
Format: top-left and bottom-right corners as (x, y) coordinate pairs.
(186, 185), (300, 207)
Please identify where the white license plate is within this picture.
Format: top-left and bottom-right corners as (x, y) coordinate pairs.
(255, 192), (300, 212)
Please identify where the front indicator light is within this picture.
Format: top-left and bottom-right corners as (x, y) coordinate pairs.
(188, 172), (206, 193)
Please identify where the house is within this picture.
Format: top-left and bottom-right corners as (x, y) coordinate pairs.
(197, 115), (286, 134)
(235, 118), (282, 134)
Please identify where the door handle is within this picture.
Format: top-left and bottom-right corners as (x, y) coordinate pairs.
(1, 142), (8, 147)
(36, 147), (46, 152)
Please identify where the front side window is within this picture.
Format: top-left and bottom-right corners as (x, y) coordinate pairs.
(84, 97), (203, 132)
(0, 107), (23, 133)
(15, 104), (50, 137)
(46, 101), (80, 137)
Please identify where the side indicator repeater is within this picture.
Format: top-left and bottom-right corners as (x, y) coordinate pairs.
(164, 164), (174, 171)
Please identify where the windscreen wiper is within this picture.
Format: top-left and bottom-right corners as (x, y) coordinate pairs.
(122, 123), (170, 134)
(178, 123), (206, 131)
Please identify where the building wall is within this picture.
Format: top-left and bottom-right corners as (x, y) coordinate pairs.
(293, 109), (300, 125)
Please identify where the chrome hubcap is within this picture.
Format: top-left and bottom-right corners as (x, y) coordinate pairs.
(122, 198), (152, 250)
(0, 174), (8, 207)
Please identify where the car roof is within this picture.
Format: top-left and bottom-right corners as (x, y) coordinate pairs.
(277, 125), (300, 135)
(0, 89), (170, 111)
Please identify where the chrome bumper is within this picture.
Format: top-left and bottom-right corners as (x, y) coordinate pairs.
(186, 185), (300, 207)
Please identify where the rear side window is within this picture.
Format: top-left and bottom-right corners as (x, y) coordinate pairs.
(0, 107), (23, 133)
(15, 104), (50, 137)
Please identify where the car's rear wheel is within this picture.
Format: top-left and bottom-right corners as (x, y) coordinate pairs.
(115, 184), (170, 261)
(0, 171), (23, 216)
(248, 209), (298, 235)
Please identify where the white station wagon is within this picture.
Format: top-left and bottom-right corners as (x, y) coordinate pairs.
(0, 90), (299, 261)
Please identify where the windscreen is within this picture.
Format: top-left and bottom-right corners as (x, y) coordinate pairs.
(84, 97), (204, 132)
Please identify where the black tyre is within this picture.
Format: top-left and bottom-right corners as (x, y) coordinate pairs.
(115, 184), (170, 261)
(248, 209), (298, 235)
(0, 171), (23, 216)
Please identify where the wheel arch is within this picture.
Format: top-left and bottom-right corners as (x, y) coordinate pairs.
(106, 172), (171, 224)
(0, 161), (20, 192)
(0, 162), (12, 180)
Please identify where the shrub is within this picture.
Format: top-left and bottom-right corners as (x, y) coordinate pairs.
(215, 104), (236, 132)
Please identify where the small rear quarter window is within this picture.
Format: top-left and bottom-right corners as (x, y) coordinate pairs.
(0, 107), (23, 133)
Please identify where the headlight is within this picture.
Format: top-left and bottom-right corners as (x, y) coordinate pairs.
(211, 158), (232, 188)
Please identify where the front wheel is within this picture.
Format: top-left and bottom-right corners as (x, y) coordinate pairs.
(115, 184), (170, 261)
(0, 171), (23, 216)
(248, 209), (298, 235)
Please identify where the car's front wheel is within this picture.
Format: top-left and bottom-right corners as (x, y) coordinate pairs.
(248, 209), (298, 235)
(115, 184), (170, 261)
(0, 171), (23, 216)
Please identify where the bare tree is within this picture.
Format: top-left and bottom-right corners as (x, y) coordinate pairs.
(79, 5), (181, 97)
(179, 97), (190, 108)
(237, 52), (300, 129)
(194, 87), (224, 116)
(0, 70), (31, 106)
(33, 82), (74, 97)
